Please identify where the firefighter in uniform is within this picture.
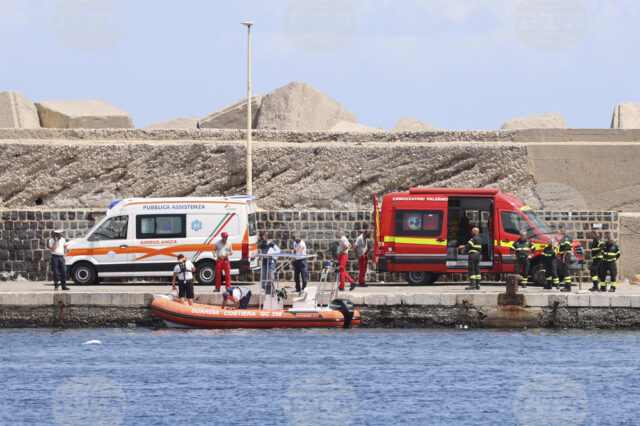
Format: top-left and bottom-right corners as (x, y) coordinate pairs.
(557, 224), (573, 292)
(542, 238), (560, 290)
(589, 231), (604, 292)
(459, 227), (482, 290)
(510, 229), (535, 288)
(599, 235), (621, 292)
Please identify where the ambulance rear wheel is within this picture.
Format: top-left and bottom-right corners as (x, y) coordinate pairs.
(196, 261), (216, 286)
(71, 262), (97, 285)
(405, 271), (439, 286)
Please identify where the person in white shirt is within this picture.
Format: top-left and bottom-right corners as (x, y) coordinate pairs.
(213, 232), (233, 292)
(336, 229), (355, 291)
(354, 226), (372, 289)
(221, 286), (252, 310)
(293, 234), (308, 292)
(172, 254), (196, 305)
(260, 233), (280, 290)
(48, 229), (69, 290)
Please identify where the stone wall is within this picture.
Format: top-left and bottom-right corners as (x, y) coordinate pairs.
(2, 128), (640, 212)
(0, 210), (103, 280)
(0, 209), (623, 283)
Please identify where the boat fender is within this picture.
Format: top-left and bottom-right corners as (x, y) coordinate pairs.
(329, 298), (355, 328)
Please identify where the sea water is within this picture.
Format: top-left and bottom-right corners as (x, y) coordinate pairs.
(1, 328), (639, 425)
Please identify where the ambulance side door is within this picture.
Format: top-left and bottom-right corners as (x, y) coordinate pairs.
(134, 214), (187, 274)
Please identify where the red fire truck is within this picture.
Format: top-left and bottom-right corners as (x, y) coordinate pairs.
(373, 188), (584, 286)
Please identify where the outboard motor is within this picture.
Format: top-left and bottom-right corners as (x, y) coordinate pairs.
(329, 298), (355, 328)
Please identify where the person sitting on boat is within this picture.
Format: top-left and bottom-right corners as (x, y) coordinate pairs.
(172, 254), (196, 305)
(260, 233), (280, 290)
(221, 286), (252, 310)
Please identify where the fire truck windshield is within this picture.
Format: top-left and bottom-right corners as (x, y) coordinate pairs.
(523, 210), (552, 234)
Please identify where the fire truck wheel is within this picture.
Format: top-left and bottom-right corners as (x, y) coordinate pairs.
(405, 271), (438, 286)
(530, 264), (547, 286)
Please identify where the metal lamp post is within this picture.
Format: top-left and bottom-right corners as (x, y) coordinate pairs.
(242, 21), (253, 196)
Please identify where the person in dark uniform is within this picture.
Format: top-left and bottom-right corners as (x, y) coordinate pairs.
(510, 229), (535, 288)
(221, 286), (252, 310)
(458, 227), (482, 290)
(557, 224), (573, 292)
(589, 231), (604, 292)
(542, 238), (560, 290)
(599, 235), (621, 292)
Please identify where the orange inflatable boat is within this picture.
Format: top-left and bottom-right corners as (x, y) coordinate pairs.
(150, 295), (361, 329)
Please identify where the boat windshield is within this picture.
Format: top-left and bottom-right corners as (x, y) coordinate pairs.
(523, 210), (552, 235)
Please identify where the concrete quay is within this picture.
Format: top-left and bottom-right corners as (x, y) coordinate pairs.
(1, 281), (640, 329)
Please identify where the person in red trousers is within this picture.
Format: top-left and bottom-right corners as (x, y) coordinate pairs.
(336, 229), (355, 291)
(354, 226), (372, 290)
(213, 232), (233, 292)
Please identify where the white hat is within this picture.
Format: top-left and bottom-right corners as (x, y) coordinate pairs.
(54, 229), (64, 234)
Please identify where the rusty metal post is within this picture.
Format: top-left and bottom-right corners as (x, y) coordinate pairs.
(499, 274), (524, 306)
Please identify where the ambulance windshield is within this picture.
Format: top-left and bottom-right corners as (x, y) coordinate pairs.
(522, 210), (552, 234)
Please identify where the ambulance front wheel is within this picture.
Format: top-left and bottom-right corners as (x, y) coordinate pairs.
(405, 271), (439, 286)
(71, 262), (97, 285)
(196, 260), (216, 286)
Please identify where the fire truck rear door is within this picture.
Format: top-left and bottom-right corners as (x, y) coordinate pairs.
(389, 197), (448, 267)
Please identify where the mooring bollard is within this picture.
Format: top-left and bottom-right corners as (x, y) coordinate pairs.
(499, 274), (524, 306)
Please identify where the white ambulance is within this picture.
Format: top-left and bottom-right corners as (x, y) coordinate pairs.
(65, 197), (259, 285)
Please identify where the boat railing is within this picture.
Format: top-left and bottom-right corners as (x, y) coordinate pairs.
(316, 261), (340, 309)
(256, 253), (317, 310)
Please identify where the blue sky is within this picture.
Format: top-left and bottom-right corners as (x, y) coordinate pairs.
(0, 0), (638, 129)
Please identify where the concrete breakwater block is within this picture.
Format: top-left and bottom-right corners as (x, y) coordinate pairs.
(199, 95), (263, 129)
(330, 121), (385, 133)
(142, 116), (198, 130)
(35, 99), (134, 129)
(567, 294), (590, 307)
(0, 91), (41, 129)
(52, 292), (147, 307)
(256, 82), (357, 131)
(501, 112), (567, 130)
(589, 294), (610, 307)
(0, 292), (53, 305)
(391, 117), (443, 132)
(611, 102), (640, 129)
(524, 294), (549, 307)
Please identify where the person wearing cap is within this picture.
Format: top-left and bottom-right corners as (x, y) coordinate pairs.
(293, 234), (308, 292)
(172, 254), (196, 305)
(213, 232), (233, 292)
(354, 226), (372, 290)
(48, 230), (69, 290)
(221, 286), (252, 310)
(260, 233), (280, 290)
